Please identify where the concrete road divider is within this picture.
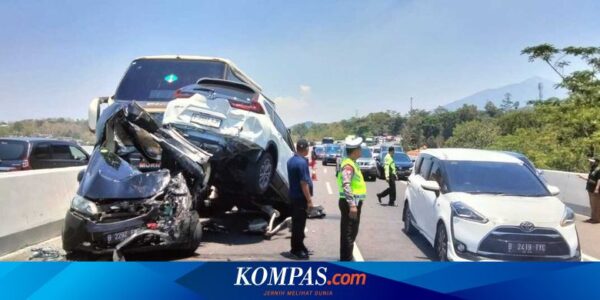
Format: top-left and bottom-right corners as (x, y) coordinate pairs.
(0, 166), (84, 256)
(542, 170), (590, 215)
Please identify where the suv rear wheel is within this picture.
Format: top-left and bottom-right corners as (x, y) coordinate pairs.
(246, 152), (274, 195)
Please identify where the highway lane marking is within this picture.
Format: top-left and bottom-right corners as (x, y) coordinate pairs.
(353, 242), (364, 262)
(582, 253), (599, 261)
(326, 182), (333, 195)
(323, 168), (327, 174)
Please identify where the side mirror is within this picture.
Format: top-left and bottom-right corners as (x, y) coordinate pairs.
(77, 169), (85, 183)
(421, 180), (441, 195)
(88, 97), (110, 132)
(547, 185), (560, 196)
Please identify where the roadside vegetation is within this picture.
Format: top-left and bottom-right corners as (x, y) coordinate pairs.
(292, 44), (600, 172)
(0, 118), (94, 144)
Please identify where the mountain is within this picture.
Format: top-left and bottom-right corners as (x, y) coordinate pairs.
(443, 76), (568, 110)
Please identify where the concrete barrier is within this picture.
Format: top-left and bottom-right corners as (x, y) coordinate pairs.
(0, 166), (84, 256)
(542, 170), (590, 216)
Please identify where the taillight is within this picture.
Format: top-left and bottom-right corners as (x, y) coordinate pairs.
(21, 159), (31, 170)
(228, 95), (264, 114)
(174, 89), (194, 99)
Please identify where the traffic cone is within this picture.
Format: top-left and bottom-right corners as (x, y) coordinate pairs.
(312, 166), (318, 181)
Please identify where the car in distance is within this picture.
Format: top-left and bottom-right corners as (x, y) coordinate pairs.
(321, 137), (334, 145)
(376, 150), (413, 180)
(0, 138), (89, 171)
(322, 144), (342, 166)
(404, 148), (580, 262)
(312, 145), (325, 160)
(356, 146), (377, 181)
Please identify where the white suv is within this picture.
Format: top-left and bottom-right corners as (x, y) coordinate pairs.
(403, 148), (580, 261)
(162, 78), (295, 206)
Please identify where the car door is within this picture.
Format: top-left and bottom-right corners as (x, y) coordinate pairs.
(263, 100), (294, 180)
(421, 158), (442, 239)
(408, 155), (432, 230)
(30, 143), (54, 169)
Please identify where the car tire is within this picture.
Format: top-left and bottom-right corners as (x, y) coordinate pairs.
(402, 202), (416, 235)
(322, 160), (327, 166)
(435, 223), (449, 261)
(247, 152), (274, 195)
(182, 212), (202, 256)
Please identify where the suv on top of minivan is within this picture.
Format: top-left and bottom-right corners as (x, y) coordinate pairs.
(0, 138), (89, 172)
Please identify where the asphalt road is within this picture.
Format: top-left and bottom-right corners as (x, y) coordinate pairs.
(6, 163), (598, 262)
(0, 164), (435, 262)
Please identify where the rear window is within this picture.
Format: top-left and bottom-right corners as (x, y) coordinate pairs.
(360, 147), (372, 158)
(0, 140), (27, 160)
(114, 59), (227, 101)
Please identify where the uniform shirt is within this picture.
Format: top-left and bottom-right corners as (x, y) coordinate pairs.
(587, 164), (600, 193)
(342, 164), (356, 205)
(384, 153), (396, 179)
(287, 153), (313, 200)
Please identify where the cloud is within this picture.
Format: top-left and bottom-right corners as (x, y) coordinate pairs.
(273, 85), (313, 126)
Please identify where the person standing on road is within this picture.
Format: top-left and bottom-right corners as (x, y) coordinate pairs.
(377, 146), (397, 206)
(286, 139), (314, 259)
(337, 136), (367, 261)
(579, 156), (600, 223)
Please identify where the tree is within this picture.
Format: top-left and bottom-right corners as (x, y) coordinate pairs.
(445, 120), (500, 149)
(484, 101), (501, 117)
(500, 93), (514, 112)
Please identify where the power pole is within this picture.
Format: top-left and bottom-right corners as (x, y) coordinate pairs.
(538, 82), (543, 101)
(410, 97), (413, 112)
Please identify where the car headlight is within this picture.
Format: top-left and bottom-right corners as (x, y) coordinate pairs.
(71, 195), (99, 216)
(561, 206), (575, 226)
(451, 201), (488, 223)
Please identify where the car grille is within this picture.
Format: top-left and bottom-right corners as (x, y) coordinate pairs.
(477, 226), (571, 260)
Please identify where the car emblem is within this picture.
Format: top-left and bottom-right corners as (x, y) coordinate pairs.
(519, 221), (535, 232)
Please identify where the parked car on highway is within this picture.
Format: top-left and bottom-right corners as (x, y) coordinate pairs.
(312, 145), (325, 160)
(376, 150), (413, 180)
(371, 146), (380, 159)
(335, 145), (377, 181)
(321, 137), (334, 144)
(404, 148), (580, 262)
(162, 78), (295, 213)
(0, 138), (89, 172)
(322, 144), (342, 166)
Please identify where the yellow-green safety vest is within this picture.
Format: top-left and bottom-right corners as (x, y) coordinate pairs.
(337, 158), (367, 201)
(384, 153), (396, 179)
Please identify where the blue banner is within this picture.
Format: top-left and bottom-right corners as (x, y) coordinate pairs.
(0, 262), (596, 299)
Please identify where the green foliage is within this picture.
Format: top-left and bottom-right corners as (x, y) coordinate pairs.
(0, 118), (94, 144)
(445, 120), (500, 149)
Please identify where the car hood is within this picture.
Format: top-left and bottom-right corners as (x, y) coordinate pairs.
(444, 192), (566, 225)
(395, 161), (413, 168)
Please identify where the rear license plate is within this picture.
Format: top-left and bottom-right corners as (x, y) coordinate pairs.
(191, 113), (222, 128)
(106, 228), (138, 244)
(507, 242), (547, 255)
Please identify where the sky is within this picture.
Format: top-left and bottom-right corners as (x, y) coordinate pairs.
(0, 0), (599, 125)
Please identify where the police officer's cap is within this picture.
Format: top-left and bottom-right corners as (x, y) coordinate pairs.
(344, 136), (363, 149)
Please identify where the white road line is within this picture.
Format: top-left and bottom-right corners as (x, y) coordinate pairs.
(582, 253), (599, 261)
(352, 242), (364, 262)
(323, 168), (327, 174)
(326, 182), (333, 195)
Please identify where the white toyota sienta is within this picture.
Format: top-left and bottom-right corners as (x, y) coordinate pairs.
(403, 148), (580, 261)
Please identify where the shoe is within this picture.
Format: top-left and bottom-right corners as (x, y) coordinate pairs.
(388, 202), (396, 207)
(290, 250), (309, 260)
(377, 194), (382, 204)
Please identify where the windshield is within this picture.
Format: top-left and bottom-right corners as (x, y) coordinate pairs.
(360, 147), (372, 158)
(0, 140), (27, 160)
(315, 147), (324, 154)
(394, 152), (411, 162)
(114, 59), (227, 101)
(325, 145), (341, 154)
(443, 161), (549, 197)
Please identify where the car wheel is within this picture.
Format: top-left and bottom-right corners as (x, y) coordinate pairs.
(435, 223), (449, 261)
(402, 202), (416, 235)
(182, 212), (202, 256)
(247, 152), (274, 195)
(322, 161), (327, 166)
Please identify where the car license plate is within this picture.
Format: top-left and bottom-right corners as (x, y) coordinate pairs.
(106, 228), (138, 244)
(507, 242), (547, 255)
(191, 113), (222, 128)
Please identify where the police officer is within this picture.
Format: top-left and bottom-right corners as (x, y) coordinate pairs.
(377, 146), (397, 206)
(337, 136), (367, 261)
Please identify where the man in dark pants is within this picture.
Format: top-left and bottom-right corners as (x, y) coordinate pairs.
(377, 146), (397, 206)
(286, 139), (314, 259)
(337, 137), (367, 261)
